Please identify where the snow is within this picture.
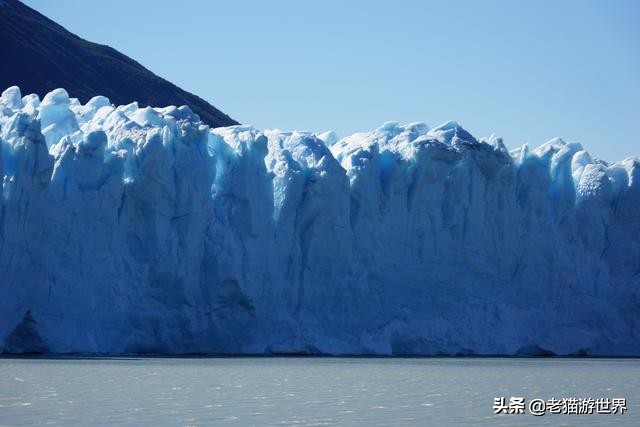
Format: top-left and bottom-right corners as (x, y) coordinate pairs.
(0, 86), (639, 356)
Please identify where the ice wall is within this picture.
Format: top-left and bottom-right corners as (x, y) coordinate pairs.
(1, 86), (638, 355)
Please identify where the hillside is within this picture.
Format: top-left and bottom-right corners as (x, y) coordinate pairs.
(0, 0), (237, 127)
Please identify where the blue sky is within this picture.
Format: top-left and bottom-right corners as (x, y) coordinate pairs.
(24, 0), (640, 161)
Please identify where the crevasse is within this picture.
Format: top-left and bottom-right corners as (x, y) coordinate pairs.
(0, 86), (638, 355)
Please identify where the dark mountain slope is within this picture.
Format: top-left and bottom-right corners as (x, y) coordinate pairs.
(0, 0), (237, 127)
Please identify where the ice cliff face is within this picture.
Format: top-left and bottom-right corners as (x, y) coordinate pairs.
(1, 86), (638, 356)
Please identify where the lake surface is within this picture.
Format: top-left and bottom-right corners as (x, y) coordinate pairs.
(0, 357), (638, 426)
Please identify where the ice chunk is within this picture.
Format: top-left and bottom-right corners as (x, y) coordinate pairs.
(0, 86), (23, 110)
(37, 88), (80, 148)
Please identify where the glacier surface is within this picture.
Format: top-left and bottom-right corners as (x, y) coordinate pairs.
(0, 86), (638, 356)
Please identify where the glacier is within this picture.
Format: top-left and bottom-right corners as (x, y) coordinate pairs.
(0, 85), (638, 356)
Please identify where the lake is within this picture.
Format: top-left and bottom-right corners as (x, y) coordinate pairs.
(1, 357), (638, 425)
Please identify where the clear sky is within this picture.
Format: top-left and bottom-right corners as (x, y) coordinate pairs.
(24, 0), (640, 161)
